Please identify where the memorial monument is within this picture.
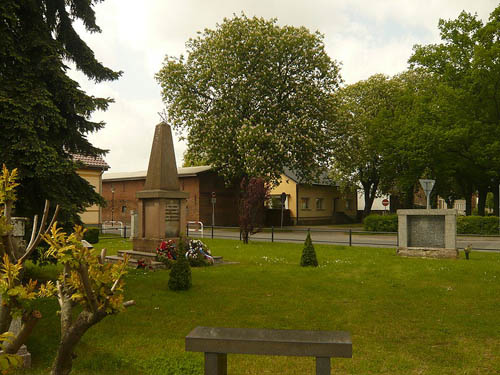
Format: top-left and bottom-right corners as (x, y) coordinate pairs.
(132, 122), (189, 252)
(397, 209), (459, 259)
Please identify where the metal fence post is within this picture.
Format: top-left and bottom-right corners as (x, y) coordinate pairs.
(211, 225), (214, 239)
(123, 225), (127, 239)
(272, 226), (274, 242)
(186, 222), (189, 237)
(349, 229), (352, 247)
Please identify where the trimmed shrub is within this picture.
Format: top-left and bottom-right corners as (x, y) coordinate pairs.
(300, 232), (318, 267)
(457, 216), (499, 235)
(363, 214), (398, 232)
(168, 238), (192, 291)
(84, 227), (100, 244)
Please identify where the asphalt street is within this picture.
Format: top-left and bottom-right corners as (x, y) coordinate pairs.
(190, 228), (500, 252)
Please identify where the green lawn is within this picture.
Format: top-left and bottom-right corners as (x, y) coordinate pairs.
(19, 239), (500, 375)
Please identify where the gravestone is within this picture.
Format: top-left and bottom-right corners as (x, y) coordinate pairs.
(397, 209), (458, 259)
(0, 217), (31, 367)
(132, 122), (189, 252)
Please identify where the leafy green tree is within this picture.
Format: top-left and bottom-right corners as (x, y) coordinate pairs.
(331, 74), (401, 216)
(44, 225), (134, 375)
(156, 14), (341, 186)
(0, 0), (120, 223)
(409, 5), (500, 215)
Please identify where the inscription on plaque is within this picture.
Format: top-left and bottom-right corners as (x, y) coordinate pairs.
(165, 203), (180, 221)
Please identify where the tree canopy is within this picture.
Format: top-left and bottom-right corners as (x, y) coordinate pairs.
(156, 14), (341, 186)
(0, 0), (120, 222)
(409, 5), (500, 214)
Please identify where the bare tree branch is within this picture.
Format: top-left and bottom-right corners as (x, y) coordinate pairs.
(78, 263), (98, 313)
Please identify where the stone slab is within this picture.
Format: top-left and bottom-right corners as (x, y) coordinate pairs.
(397, 247), (459, 259)
(186, 327), (352, 358)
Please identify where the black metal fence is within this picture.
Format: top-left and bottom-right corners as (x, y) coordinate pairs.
(187, 225), (500, 252)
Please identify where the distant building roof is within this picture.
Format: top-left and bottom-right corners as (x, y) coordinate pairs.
(103, 165), (337, 186)
(282, 167), (338, 187)
(72, 154), (109, 170)
(103, 165), (212, 182)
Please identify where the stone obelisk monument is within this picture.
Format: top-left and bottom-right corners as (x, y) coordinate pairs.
(132, 122), (189, 252)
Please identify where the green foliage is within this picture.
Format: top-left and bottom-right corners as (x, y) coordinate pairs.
(457, 216), (499, 235)
(363, 214), (398, 232)
(0, 332), (22, 373)
(408, 6), (500, 214)
(168, 239), (192, 290)
(44, 225), (129, 313)
(83, 227), (100, 244)
(0, 0), (120, 224)
(300, 232), (318, 267)
(156, 14), (341, 185)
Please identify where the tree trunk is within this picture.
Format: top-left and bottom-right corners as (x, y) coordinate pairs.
(361, 180), (378, 217)
(465, 192), (472, 216)
(0, 305), (13, 335)
(477, 186), (488, 216)
(4, 311), (41, 354)
(51, 309), (105, 375)
(494, 187), (499, 217)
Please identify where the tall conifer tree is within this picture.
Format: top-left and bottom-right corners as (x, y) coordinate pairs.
(0, 0), (120, 222)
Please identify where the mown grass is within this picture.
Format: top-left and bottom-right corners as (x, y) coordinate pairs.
(19, 239), (500, 375)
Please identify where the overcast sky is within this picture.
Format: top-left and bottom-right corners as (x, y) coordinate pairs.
(68, 0), (498, 173)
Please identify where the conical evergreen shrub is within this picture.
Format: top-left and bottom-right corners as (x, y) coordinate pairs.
(168, 237), (192, 290)
(300, 232), (318, 267)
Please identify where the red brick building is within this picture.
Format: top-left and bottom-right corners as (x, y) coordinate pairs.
(102, 167), (239, 226)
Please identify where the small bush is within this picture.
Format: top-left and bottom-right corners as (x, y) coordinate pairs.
(363, 214), (398, 232)
(300, 232), (318, 267)
(457, 216), (499, 235)
(84, 227), (100, 244)
(168, 238), (192, 291)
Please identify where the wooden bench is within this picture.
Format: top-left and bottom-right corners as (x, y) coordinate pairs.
(185, 327), (352, 375)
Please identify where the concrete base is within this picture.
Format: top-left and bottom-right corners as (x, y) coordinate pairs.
(133, 237), (179, 253)
(0, 345), (31, 368)
(397, 247), (459, 259)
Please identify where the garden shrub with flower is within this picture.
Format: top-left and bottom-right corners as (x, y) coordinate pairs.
(156, 240), (177, 268)
(186, 239), (214, 267)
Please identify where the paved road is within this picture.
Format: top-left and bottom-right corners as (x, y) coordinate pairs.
(190, 228), (500, 252)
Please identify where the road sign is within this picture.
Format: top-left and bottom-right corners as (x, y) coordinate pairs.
(382, 198), (389, 207)
(419, 179), (435, 209)
(280, 192), (287, 204)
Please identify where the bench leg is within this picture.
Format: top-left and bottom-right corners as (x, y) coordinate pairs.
(316, 357), (330, 375)
(204, 352), (227, 375)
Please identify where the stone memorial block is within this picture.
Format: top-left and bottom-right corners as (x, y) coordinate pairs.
(133, 122), (189, 252)
(397, 209), (458, 259)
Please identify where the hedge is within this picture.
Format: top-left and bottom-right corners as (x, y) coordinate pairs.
(457, 216), (499, 235)
(363, 214), (398, 232)
(83, 227), (100, 244)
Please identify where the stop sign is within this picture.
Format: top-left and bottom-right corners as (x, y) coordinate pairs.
(382, 198), (389, 207)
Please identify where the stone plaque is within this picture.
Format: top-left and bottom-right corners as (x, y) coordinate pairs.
(408, 215), (445, 248)
(165, 199), (180, 237)
(165, 202), (180, 221)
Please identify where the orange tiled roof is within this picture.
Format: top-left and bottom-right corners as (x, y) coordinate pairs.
(72, 154), (109, 170)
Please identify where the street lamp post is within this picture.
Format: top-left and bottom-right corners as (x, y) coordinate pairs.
(111, 186), (115, 225)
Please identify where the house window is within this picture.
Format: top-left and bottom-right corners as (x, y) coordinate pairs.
(316, 198), (324, 210)
(345, 199), (352, 210)
(269, 196), (284, 209)
(121, 205), (127, 213)
(301, 198), (310, 209)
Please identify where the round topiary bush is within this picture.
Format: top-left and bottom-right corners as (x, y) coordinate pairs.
(168, 238), (192, 291)
(300, 232), (318, 267)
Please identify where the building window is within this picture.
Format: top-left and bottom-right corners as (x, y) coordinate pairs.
(345, 199), (352, 210)
(301, 198), (310, 209)
(121, 205), (127, 213)
(316, 198), (324, 210)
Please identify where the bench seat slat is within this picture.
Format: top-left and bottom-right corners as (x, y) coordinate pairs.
(186, 327), (352, 358)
